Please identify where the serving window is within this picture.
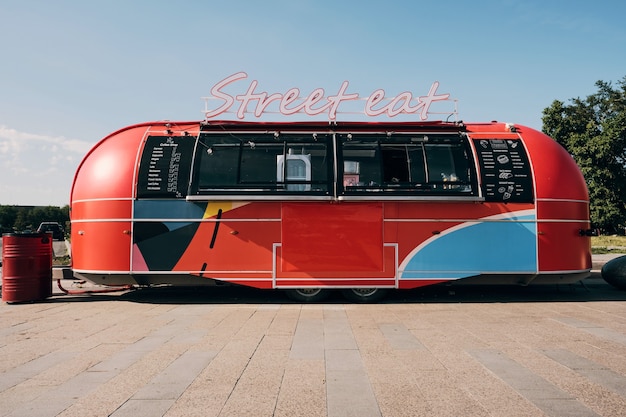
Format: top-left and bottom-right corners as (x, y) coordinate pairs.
(189, 132), (332, 197)
(185, 130), (478, 200)
(338, 133), (477, 197)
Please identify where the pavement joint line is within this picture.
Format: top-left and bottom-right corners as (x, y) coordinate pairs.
(324, 307), (382, 417)
(468, 349), (601, 417)
(542, 349), (626, 397)
(553, 318), (626, 346)
(378, 323), (426, 350)
(0, 351), (76, 392)
(123, 350), (216, 401)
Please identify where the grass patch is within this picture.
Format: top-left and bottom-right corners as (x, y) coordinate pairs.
(591, 235), (626, 254)
(52, 255), (71, 266)
(592, 235), (626, 247)
(593, 247), (626, 254)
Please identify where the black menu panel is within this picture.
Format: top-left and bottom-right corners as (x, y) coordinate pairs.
(473, 139), (533, 202)
(137, 136), (195, 198)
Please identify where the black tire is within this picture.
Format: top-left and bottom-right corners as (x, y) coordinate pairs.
(285, 288), (330, 302)
(340, 288), (388, 303)
(601, 255), (626, 290)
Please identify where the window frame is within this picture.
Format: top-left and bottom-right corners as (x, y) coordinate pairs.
(336, 133), (479, 200)
(184, 129), (481, 202)
(187, 131), (334, 200)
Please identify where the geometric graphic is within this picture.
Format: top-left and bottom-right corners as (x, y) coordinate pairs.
(400, 210), (537, 280)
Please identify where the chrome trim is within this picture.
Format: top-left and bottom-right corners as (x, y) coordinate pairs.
(338, 195), (484, 202)
(186, 195), (334, 201)
(275, 284), (397, 289)
(536, 198), (590, 204)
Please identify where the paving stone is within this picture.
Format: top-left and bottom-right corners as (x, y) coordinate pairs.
(2, 269), (626, 417)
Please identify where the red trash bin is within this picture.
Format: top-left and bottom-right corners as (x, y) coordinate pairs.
(1, 233), (53, 303)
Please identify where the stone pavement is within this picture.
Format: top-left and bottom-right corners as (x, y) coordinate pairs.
(1, 260), (626, 416)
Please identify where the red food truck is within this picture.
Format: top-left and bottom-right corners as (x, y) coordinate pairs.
(69, 119), (591, 301)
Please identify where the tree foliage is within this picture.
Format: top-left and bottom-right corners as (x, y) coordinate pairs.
(542, 77), (626, 234)
(0, 205), (70, 235)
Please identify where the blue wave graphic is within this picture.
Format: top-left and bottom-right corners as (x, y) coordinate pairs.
(401, 214), (537, 280)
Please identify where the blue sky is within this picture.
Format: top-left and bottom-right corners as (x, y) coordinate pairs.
(1, 0), (625, 206)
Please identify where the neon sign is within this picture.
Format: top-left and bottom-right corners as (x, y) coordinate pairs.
(203, 72), (452, 120)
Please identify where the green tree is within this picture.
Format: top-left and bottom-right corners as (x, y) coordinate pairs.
(542, 77), (626, 234)
(0, 205), (18, 233)
(0, 205), (70, 235)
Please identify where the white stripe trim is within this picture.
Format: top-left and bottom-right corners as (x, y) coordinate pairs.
(71, 218), (281, 223)
(73, 269), (273, 275)
(72, 197), (134, 203)
(71, 219), (131, 223)
(275, 284), (397, 289)
(536, 198), (589, 204)
(537, 269), (591, 274)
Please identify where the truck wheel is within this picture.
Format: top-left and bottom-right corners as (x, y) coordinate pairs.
(341, 288), (388, 303)
(285, 288), (329, 302)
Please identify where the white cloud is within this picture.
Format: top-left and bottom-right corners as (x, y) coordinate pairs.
(0, 125), (93, 206)
(0, 125), (92, 155)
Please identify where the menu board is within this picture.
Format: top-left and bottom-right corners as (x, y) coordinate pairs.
(473, 139), (533, 202)
(137, 136), (195, 198)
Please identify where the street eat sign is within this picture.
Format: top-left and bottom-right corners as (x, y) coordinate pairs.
(203, 72), (451, 120)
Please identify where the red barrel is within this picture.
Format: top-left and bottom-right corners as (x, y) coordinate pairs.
(1, 233), (53, 303)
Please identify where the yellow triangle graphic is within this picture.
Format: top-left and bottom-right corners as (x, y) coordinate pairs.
(202, 202), (248, 219)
